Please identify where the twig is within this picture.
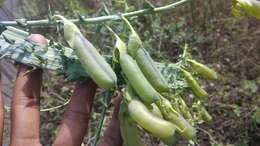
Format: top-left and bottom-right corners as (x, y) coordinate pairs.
(40, 99), (70, 112)
(213, 102), (238, 109)
(4, 99), (70, 112)
(197, 127), (217, 144)
(0, 0), (191, 27)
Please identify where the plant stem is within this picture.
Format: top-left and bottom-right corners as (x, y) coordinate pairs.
(92, 92), (112, 146)
(0, 0), (191, 27)
(40, 99), (70, 112)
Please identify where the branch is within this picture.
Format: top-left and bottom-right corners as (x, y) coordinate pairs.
(0, 0), (191, 27)
(92, 92), (112, 146)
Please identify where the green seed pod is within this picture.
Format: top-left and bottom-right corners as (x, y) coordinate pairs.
(149, 103), (163, 118)
(175, 114), (196, 140)
(121, 16), (142, 57)
(119, 101), (144, 146)
(200, 106), (213, 123)
(135, 48), (169, 93)
(121, 17), (169, 93)
(53, 15), (117, 89)
(120, 116), (144, 146)
(120, 53), (160, 104)
(187, 59), (218, 80)
(161, 134), (179, 146)
(178, 99), (193, 123)
(128, 99), (176, 139)
(232, 0), (260, 19)
(181, 69), (208, 100)
(128, 32), (142, 57)
(156, 97), (196, 140)
(109, 27), (161, 104)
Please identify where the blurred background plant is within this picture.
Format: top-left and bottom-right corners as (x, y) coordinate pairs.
(0, 0), (259, 146)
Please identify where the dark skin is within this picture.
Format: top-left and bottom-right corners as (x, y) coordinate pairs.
(0, 34), (122, 146)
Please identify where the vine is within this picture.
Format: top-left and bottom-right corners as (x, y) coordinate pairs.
(0, 0), (191, 27)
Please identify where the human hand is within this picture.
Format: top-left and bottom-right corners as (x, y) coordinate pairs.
(0, 34), (122, 146)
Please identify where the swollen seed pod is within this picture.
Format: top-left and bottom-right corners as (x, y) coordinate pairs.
(250, 0), (260, 18)
(187, 59), (218, 80)
(135, 48), (169, 93)
(109, 27), (160, 104)
(232, 0), (260, 19)
(120, 53), (160, 104)
(149, 103), (163, 118)
(174, 115), (196, 140)
(121, 16), (142, 57)
(53, 15), (117, 89)
(156, 97), (196, 140)
(128, 99), (176, 139)
(181, 69), (208, 100)
(200, 106), (213, 123)
(119, 101), (144, 146)
(120, 116), (144, 146)
(125, 84), (162, 118)
(178, 99), (193, 123)
(128, 32), (142, 57)
(121, 17), (169, 92)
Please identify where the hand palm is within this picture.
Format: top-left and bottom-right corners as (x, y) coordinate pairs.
(0, 34), (122, 146)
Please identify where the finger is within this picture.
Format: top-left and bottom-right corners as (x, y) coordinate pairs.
(0, 77), (4, 146)
(97, 94), (123, 146)
(27, 34), (48, 45)
(10, 65), (42, 146)
(53, 80), (97, 146)
(111, 92), (122, 119)
(10, 34), (47, 146)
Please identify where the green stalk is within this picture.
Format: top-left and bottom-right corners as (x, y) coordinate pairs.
(93, 92), (112, 146)
(0, 0), (191, 27)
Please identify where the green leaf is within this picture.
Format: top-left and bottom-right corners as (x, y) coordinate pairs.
(61, 56), (88, 81)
